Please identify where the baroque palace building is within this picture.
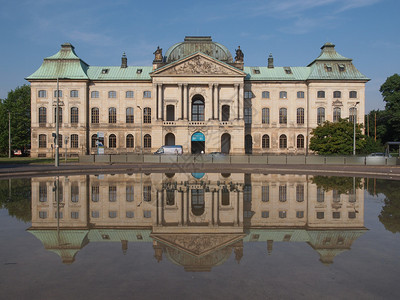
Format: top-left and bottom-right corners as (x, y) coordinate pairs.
(26, 36), (369, 157)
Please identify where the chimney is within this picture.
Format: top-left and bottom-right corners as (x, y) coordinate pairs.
(121, 52), (127, 68)
(268, 53), (274, 68)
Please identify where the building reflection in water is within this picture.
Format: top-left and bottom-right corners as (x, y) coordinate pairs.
(28, 173), (366, 271)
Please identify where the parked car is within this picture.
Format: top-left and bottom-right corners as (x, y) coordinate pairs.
(154, 145), (183, 155)
(368, 152), (392, 158)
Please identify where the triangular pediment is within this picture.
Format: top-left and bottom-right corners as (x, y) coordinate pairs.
(151, 52), (246, 77)
(151, 233), (245, 257)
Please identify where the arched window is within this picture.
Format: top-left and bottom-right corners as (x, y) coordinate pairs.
(126, 134), (134, 148)
(39, 107), (47, 126)
(349, 91), (357, 98)
(144, 134), (151, 149)
(297, 91), (305, 98)
(192, 97), (205, 121)
(39, 134), (47, 148)
(70, 107), (79, 124)
(70, 90), (79, 98)
(349, 107), (357, 123)
(144, 107), (151, 123)
(91, 91), (99, 98)
(279, 91), (287, 99)
(317, 107), (325, 124)
(279, 134), (287, 149)
(262, 134), (270, 149)
(262, 108), (269, 124)
(166, 105), (175, 121)
(108, 91), (116, 98)
(91, 107), (99, 123)
(109, 107), (116, 123)
(222, 105), (230, 121)
(54, 107), (63, 124)
(91, 134), (97, 148)
(317, 91), (325, 98)
(126, 107), (134, 123)
(297, 134), (304, 149)
(71, 134), (78, 148)
(297, 108), (304, 124)
(333, 107), (341, 122)
(108, 134), (116, 148)
(279, 108), (287, 124)
(333, 91), (341, 98)
(221, 188), (230, 206)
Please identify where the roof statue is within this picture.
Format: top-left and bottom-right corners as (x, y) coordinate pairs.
(235, 46), (244, 62)
(153, 46), (163, 62)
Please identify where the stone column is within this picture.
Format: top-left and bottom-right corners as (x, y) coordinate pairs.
(157, 84), (162, 120)
(155, 84), (159, 120)
(211, 84), (215, 120)
(207, 84), (213, 120)
(213, 84), (219, 120)
(178, 84), (183, 120)
(239, 84), (244, 119)
(183, 84), (188, 120)
(234, 84), (239, 120)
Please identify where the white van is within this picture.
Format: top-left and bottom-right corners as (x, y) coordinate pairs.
(154, 145), (183, 155)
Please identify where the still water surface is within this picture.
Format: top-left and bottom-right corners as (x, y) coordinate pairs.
(0, 173), (399, 299)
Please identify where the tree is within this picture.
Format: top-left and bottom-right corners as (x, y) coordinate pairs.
(0, 85), (31, 155)
(379, 74), (400, 142)
(309, 119), (365, 155)
(312, 176), (362, 194)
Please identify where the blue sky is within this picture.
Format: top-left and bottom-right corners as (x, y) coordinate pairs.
(1, 0), (399, 112)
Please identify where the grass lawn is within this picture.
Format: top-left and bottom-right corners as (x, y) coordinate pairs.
(0, 157), (79, 164)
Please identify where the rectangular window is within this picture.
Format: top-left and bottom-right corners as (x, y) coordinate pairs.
(108, 91), (116, 98)
(126, 186), (134, 202)
(317, 91), (325, 98)
(316, 211), (324, 219)
(54, 90), (62, 98)
(55, 211), (63, 219)
(261, 186), (269, 202)
(143, 210), (151, 218)
(91, 186), (99, 202)
(39, 211), (47, 219)
(70, 90), (79, 98)
(261, 211), (269, 218)
(39, 182), (47, 202)
(296, 211), (304, 218)
(262, 91), (270, 99)
(279, 211), (287, 218)
(297, 91), (305, 98)
(71, 211), (79, 219)
(244, 91), (253, 99)
(279, 91), (287, 99)
(91, 211), (99, 218)
(38, 90), (47, 98)
(126, 211), (134, 218)
(143, 91), (151, 98)
(91, 91), (99, 98)
(143, 185), (151, 202)
(317, 188), (324, 202)
(109, 186), (117, 202)
(71, 184), (79, 202)
(262, 108), (269, 124)
(348, 211), (356, 219)
(109, 211), (117, 218)
(244, 107), (252, 124)
(338, 64), (346, 72)
(333, 212), (341, 219)
(126, 91), (134, 98)
(296, 185), (304, 202)
(279, 185), (287, 202)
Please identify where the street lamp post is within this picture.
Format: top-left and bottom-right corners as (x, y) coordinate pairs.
(137, 106), (143, 155)
(65, 136), (69, 163)
(55, 78), (60, 167)
(353, 101), (360, 156)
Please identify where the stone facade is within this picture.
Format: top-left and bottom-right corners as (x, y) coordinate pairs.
(26, 37), (369, 157)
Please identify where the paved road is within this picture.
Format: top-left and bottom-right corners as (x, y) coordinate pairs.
(0, 162), (399, 180)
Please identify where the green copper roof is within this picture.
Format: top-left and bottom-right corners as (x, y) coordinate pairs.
(244, 66), (310, 81)
(87, 66), (152, 80)
(26, 43), (89, 80)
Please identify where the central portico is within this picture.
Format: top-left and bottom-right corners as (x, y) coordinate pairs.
(151, 51), (246, 154)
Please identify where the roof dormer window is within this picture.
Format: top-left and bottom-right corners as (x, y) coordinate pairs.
(325, 64), (332, 72)
(137, 69), (142, 74)
(338, 64), (345, 72)
(284, 67), (292, 74)
(101, 69), (109, 74)
(252, 68), (260, 74)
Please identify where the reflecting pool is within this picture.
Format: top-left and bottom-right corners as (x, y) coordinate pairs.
(1, 173), (399, 299)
